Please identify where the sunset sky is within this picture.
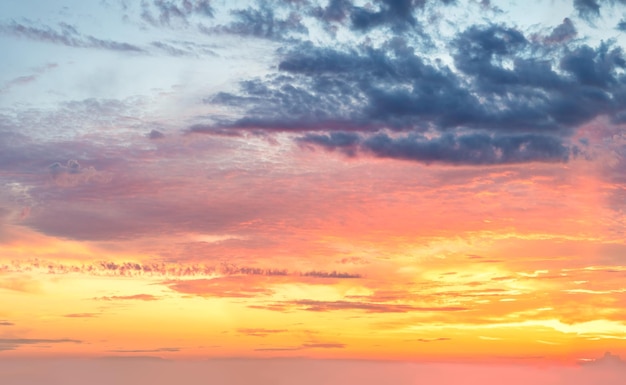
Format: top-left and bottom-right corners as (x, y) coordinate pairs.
(2, 0), (626, 383)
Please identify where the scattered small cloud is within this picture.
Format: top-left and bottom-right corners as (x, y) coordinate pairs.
(141, 0), (214, 27)
(48, 159), (112, 187)
(147, 129), (165, 139)
(300, 270), (361, 279)
(107, 347), (180, 353)
(94, 294), (159, 301)
(63, 313), (99, 318)
(414, 337), (451, 343)
(257, 299), (468, 313)
(237, 328), (288, 337)
(255, 341), (346, 351)
(0, 338), (81, 351)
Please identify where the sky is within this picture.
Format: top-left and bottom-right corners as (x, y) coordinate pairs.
(2, 0), (626, 383)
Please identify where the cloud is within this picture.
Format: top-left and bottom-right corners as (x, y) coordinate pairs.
(0, 338), (81, 351)
(94, 294), (159, 301)
(48, 159), (112, 187)
(204, 22), (626, 165)
(311, 0), (353, 23)
(254, 342), (346, 351)
(7, 259), (362, 282)
(545, 18), (577, 44)
(350, 0), (420, 32)
(415, 337), (451, 342)
(560, 44), (625, 88)
(254, 347), (303, 351)
(107, 347), (180, 353)
(340, 0), (459, 32)
(300, 131), (572, 165)
(141, 0), (214, 27)
(300, 343), (345, 349)
(237, 328), (287, 337)
(162, 267), (365, 298)
(95, 355), (168, 361)
(263, 299), (468, 313)
(63, 313), (99, 318)
(0, 321), (14, 326)
(0, 63), (58, 93)
(187, 124), (246, 137)
(210, 6), (307, 40)
(147, 129), (165, 139)
(0, 21), (211, 58)
(0, 21), (144, 52)
(300, 270), (361, 279)
(573, 0), (600, 19)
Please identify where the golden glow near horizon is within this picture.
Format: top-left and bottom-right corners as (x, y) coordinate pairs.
(2, 154), (626, 363)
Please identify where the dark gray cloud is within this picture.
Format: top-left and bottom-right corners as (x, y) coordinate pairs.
(141, 0), (214, 27)
(187, 124), (246, 136)
(203, 22), (626, 165)
(347, 0), (456, 32)
(211, 6), (307, 40)
(203, 0), (458, 41)
(0, 21), (144, 52)
(311, 0), (354, 23)
(573, 0), (601, 18)
(573, 0), (626, 20)
(300, 131), (571, 165)
(363, 133), (569, 165)
(560, 43), (626, 88)
(545, 18), (577, 44)
(350, 0), (420, 31)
